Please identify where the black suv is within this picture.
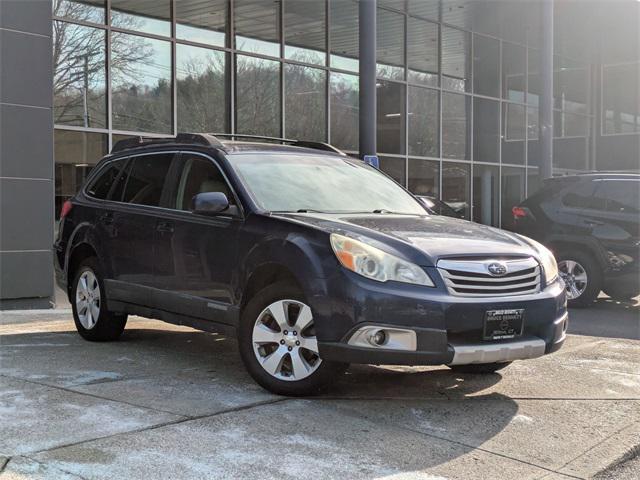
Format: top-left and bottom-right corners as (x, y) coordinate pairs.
(55, 133), (567, 396)
(512, 173), (640, 307)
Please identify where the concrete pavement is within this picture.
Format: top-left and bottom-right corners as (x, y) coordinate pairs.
(0, 301), (638, 479)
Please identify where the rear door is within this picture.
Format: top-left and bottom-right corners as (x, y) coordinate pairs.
(106, 152), (176, 306)
(153, 152), (242, 324)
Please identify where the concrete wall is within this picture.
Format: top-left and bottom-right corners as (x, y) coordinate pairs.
(0, 0), (54, 309)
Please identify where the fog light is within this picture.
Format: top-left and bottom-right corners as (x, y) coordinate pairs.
(368, 329), (388, 346)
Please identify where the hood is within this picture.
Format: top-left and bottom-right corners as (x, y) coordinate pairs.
(272, 212), (537, 265)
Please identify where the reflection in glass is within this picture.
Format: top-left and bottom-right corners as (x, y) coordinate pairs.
(330, 72), (359, 151)
(236, 55), (280, 136)
(473, 97), (500, 163)
(408, 159), (439, 197)
(527, 167), (540, 196)
(53, 0), (105, 24)
(377, 81), (406, 154)
(442, 27), (471, 92)
(377, 8), (405, 80)
(502, 42), (526, 102)
(111, 33), (172, 133)
(472, 164), (499, 226)
(284, 0), (326, 65)
(502, 103), (525, 165)
(379, 156), (407, 186)
(53, 21), (107, 128)
(442, 92), (470, 160)
(408, 86), (439, 157)
(408, 0), (440, 20)
(473, 34), (499, 98)
(54, 129), (108, 219)
(528, 48), (540, 106)
(330, 0), (359, 71)
(176, 44), (227, 133)
(235, 0), (280, 57)
(554, 57), (587, 114)
(176, 0), (227, 47)
(408, 17), (438, 86)
(442, 162), (470, 219)
(111, 0), (171, 37)
(602, 63), (640, 134)
(285, 65), (326, 142)
(501, 167), (526, 230)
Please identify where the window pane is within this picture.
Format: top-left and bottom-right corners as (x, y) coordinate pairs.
(330, 72), (359, 151)
(527, 48), (540, 106)
(53, 21), (107, 128)
(111, 0), (171, 37)
(377, 8), (405, 80)
(176, 44), (227, 133)
(596, 180), (640, 214)
(176, 0), (227, 47)
(442, 92), (470, 160)
(555, 58), (587, 114)
(330, 0), (359, 72)
(122, 154), (173, 206)
(602, 63), (640, 134)
(472, 164), (499, 226)
(85, 160), (125, 200)
(284, 0), (326, 65)
(54, 130), (108, 218)
(501, 166), (526, 230)
(285, 64), (326, 142)
(442, 27), (471, 92)
(502, 42), (525, 101)
(502, 103), (525, 165)
(442, 162), (470, 219)
(236, 55), (280, 136)
(111, 33), (172, 133)
(377, 80), (406, 154)
(473, 97), (500, 163)
(473, 34), (499, 98)
(408, 158), (439, 196)
(527, 167), (540, 196)
(53, 0), (105, 24)
(408, 0), (439, 21)
(408, 17), (438, 86)
(175, 156), (234, 210)
(408, 86), (439, 157)
(379, 156), (406, 186)
(235, 0), (280, 57)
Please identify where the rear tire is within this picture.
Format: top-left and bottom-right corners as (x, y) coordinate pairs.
(238, 281), (347, 396)
(449, 362), (512, 374)
(71, 257), (127, 341)
(557, 250), (602, 308)
(603, 286), (639, 301)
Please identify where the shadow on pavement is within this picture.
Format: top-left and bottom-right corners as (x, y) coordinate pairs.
(568, 296), (639, 340)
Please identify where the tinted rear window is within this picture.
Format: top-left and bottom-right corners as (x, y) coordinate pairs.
(595, 179), (640, 213)
(121, 154), (174, 207)
(86, 159), (127, 200)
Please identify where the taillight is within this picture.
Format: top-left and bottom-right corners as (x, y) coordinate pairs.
(60, 200), (73, 219)
(512, 206), (529, 219)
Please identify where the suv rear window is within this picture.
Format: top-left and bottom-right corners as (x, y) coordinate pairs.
(86, 159), (127, 200)
(595, 179), (640, 213)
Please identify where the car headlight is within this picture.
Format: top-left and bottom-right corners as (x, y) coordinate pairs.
(330, 233), (434, 287)
(530, 239), (558, 284)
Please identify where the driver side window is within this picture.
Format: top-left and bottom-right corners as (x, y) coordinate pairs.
(175, 155), (235, 211)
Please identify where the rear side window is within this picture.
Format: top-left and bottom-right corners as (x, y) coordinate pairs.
(122, 154), (174, 207)
(561, 180), (597, 208)
(595, 180), (640, 213)
(86, 159), (127, 199)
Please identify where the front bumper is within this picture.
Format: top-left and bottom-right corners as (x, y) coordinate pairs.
(314, 269), (568, 366)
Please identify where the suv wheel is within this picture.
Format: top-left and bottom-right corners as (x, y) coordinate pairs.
(71, 258), (127, 341)
(238, 282), (347, 396)
(557, 251), (602, 308)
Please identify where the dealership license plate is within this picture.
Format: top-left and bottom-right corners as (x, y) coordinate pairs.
(483, 309), (524, 340)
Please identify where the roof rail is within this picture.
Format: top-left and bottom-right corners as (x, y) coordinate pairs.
(110, 133), (223, 153)
(208, 133), (347, 156)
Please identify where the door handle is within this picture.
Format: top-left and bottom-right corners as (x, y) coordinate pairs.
(156, 221), (174, 233)
(99, 212), (114, 225)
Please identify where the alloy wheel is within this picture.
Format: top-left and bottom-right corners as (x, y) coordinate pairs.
(252, 299), (321, 381)
(76, 270), (101, 329)
(558, 259), (588, 300)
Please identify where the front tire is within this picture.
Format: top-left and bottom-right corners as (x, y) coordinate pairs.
(449, 362), (512, 374)
(238, 282), (347, 396)
(71, 258), (127, 341)
(557, 251), (602, 308)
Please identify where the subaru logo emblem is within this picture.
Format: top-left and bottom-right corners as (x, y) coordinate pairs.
(488, 262), (508, 276)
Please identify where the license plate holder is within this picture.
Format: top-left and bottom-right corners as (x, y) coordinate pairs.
(483, 309), (524, 340)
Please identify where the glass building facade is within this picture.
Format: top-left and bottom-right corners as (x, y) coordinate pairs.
(52, 0), (638, 229)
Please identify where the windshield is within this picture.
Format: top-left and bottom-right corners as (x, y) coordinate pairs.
(230, 153), (426, 215)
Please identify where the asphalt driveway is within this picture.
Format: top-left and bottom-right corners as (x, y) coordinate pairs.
(0, 299), (638, 479)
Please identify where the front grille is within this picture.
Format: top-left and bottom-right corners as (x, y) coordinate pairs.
(438, 257), (541, 297)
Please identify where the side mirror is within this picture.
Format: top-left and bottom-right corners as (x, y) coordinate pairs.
(191, 192), (230, 215)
